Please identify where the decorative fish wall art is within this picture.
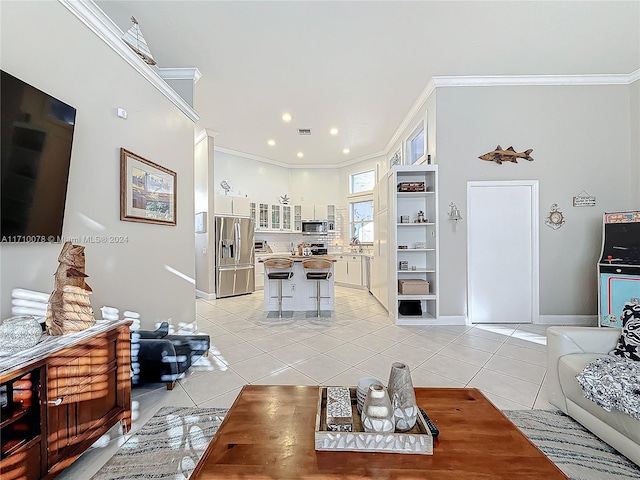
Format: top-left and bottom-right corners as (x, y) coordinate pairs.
(479, 145), (534, 165)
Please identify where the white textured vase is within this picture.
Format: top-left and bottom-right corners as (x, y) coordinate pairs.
(361, 384), (394, 433)
(387, 361), (418, 431)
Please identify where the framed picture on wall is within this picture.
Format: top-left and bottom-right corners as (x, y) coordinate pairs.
(120, 148), (177, 225)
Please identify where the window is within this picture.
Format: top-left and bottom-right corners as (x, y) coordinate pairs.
(407, 126), (425, 164)
(350, 200), (373, 244)
(349, 169), (375, 194)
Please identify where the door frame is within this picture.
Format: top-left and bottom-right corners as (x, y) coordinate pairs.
(466, 180), (540, 324)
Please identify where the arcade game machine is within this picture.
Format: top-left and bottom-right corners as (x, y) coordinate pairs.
(598, 211), (640, 327)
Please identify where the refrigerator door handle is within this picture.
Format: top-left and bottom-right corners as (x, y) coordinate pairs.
(235, 219), (241, 266)
(218, 266), (236, 271)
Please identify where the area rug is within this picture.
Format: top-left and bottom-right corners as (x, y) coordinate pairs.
(504, 409), (640, 480)
(91, 406), (228, 480)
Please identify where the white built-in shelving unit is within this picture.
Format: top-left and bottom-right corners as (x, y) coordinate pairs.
(389, 165), (439, 324)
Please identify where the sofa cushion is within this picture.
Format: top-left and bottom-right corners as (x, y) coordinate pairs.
(559, 353), (640, 445)
(610, 302), (640, 362)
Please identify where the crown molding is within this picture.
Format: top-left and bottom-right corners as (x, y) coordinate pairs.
(58, 0), (199, 123)
(383, 79), (436, 155)
(195, 129), (220, 145)
(156, 67), (202, 83)
(213, 146), (383, 170)
(432, 72), (636, 87)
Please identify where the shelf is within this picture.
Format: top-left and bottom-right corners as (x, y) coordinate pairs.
(397, 248), (435, 252)
(396, 313), (438, 325)
(398, 294), (437, 300)
(1, 431), (40, 458)
(397, 269), (435, 273)
(397, 222), (435, 226)
(0, 405), (30, 430)
(397, 191), (435, 197)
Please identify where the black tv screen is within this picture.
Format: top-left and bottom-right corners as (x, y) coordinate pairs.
(1, 70), (76, 242)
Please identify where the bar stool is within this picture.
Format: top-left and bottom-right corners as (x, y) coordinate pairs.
(264, 258), (294, 318)
(302, 258), (333, 318)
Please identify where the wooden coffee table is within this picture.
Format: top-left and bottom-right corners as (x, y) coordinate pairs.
(193, 385), (568, 479)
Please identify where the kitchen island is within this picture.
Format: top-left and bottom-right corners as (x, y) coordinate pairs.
(259, 254), (336, 314)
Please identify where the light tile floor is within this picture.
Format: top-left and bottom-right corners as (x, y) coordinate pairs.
(60, 286), (555, 479)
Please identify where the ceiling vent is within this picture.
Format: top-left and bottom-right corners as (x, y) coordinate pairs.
(298, 128), (312, 135)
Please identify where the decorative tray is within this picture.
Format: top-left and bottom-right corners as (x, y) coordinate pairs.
(314, 386), (433, 455)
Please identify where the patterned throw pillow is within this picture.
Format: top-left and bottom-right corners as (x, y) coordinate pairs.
(610, 302), (640, 362)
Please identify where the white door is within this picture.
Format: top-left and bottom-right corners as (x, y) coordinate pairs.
(467, 181), (539, 324)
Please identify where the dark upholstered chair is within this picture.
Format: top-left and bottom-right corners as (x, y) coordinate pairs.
(130, 322), (210, 390)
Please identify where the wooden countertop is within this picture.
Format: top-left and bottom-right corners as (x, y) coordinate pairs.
(257, 254), (337, 262)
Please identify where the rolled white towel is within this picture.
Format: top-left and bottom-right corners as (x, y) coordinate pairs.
(12, 298), (48, 313)
(12, 288), (49, 302)
(100, 306), (120, 321)
(9, 306), (46, 320)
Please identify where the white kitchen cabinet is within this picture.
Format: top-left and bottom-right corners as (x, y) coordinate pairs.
(390, 165), (439, 324)
(293, 205), (302, 231)
(258, 203), (269, 229)
(371, 171), (389, 310)
(270, 204), (281, 229)
(334, 257), (348, 283)
(334, 254), (363, 287)
(301, 204), (315, 220)
(214, 195), (250, 217)
(255, 258), (264, 289)
(347, 255), (362, 285)
(214, 195), (233, 215)
(233, 196), (251, 217)
(256, 203), (292, 231)
(282, 205), (292, 230)
(327, 204), (336, 231)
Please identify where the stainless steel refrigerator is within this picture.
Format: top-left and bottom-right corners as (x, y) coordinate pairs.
(214, 216), (255, 298)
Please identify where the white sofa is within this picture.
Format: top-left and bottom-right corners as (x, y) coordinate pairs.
(547, 326), (640, 466)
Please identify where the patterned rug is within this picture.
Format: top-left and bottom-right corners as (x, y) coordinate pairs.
(504, 409), (640, 480)
(91, 406), (228, 480)
(93, 407), (639, 480)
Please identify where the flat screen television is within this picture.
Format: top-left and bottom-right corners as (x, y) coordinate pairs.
(1, 70), (76, 242)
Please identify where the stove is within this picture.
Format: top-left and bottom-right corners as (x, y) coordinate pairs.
(309, 243), (327, 255)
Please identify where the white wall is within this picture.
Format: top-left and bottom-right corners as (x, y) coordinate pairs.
(194, 134), (215, 296)
(630, 79), (640, 208)
(213, 149), (289, 203)
(435, 84), (633, 318)
(0, 2), (196, 328)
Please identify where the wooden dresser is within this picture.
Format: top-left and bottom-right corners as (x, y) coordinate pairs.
(0, 320), (131, 479)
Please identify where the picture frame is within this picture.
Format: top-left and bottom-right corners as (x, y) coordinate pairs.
(120, 148), (176, 225)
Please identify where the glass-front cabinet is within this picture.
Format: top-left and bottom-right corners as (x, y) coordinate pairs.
(258, 203), (269, 229)
(282, 205), (292, 230)
(271, 204), (281, 229)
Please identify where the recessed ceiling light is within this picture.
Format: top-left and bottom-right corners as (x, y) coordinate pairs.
(343, 148), (350, 154)
(267, 139), (275, 146)
(282, 113), (292, 122)
(330, 127), (339, 136)
(297, 152), (304, 158)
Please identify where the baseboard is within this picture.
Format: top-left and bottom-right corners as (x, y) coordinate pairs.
(393, 315), (468, 326)
(196, 289), (216, 300)
(436, 315), (469, 325)
(537, 315), (598, 326)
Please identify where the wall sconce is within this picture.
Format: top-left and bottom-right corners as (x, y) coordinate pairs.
(448, 202), (462, 221)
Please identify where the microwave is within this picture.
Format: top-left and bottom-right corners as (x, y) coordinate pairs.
(301, 220), (328, 235)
